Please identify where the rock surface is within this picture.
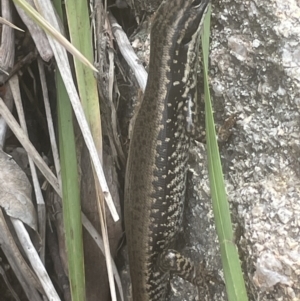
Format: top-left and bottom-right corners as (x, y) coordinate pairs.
(184, 0), (300, 300)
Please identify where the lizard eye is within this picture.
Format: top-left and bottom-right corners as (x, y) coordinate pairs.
(191, 0), (202, 7)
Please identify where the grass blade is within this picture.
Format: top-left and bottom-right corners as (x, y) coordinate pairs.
(57, 70), (86, 301)
(12, 0), (97, 71)
(201, 5), (248, 301)
(64, 2), (117, 300)
(64, 0), (102, 155)
(54, 1), (86, 300)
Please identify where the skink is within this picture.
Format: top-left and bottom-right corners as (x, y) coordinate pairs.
(125, 1), (210, 300)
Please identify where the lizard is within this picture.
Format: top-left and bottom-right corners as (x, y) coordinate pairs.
(124, 0), (210, 300)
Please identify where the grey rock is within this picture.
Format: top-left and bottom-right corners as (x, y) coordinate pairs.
(203, 0), (300, 300)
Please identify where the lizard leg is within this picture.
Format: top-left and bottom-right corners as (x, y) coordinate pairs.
(158, 249), (220, 289)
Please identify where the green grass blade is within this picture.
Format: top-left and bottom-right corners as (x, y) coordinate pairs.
(54, 1), (86, 301)
(201, 5), (248, 301)
(64, 0), (102, 155)
(57, 67), (86, 301)
(12, 0), (97, 71)
(63, 2), (118, 301)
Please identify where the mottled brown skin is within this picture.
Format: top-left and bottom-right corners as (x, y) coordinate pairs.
(124, 1), (209, 300)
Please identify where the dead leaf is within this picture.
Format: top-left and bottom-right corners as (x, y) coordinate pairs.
(0, 149), (37, 230)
